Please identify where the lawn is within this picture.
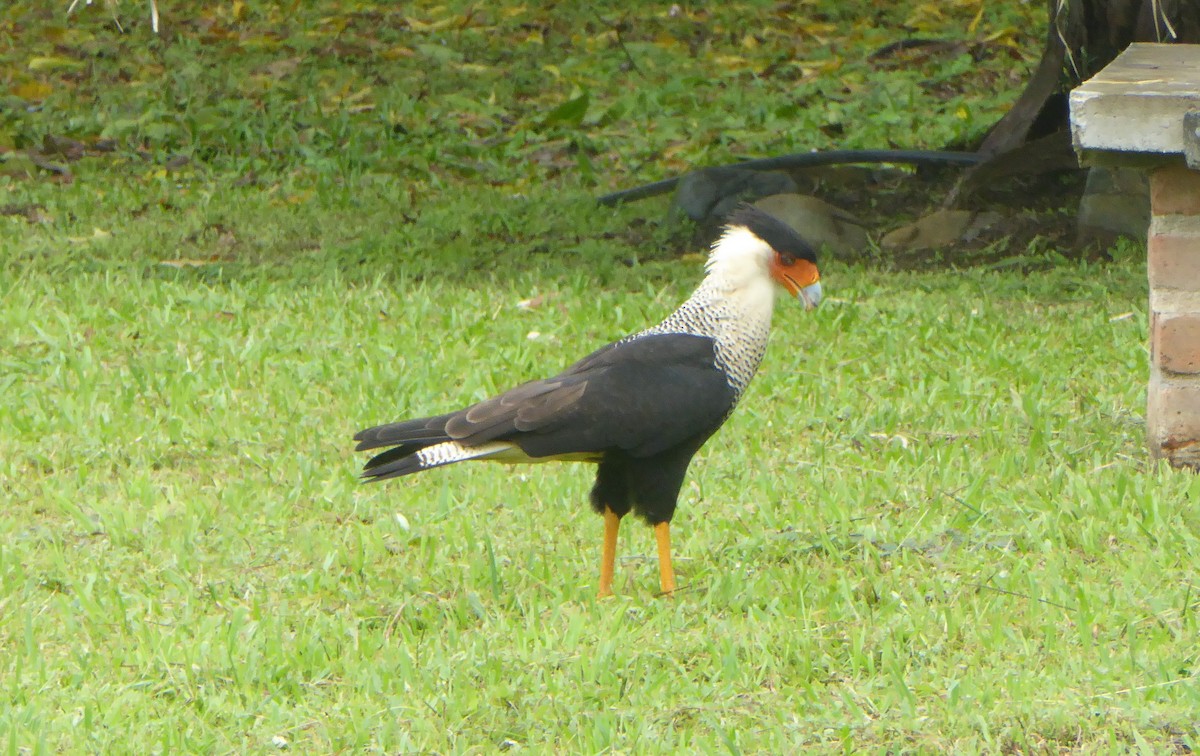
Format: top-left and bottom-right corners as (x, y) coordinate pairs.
(3, 1), (1199, 753)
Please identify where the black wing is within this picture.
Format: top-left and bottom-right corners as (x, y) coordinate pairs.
(352, 410), (458, 458)
(443, 332), (737, 459)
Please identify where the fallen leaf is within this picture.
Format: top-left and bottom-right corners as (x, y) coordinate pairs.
(27, 56), (84, 72)
(405, 14), (461, 32)
(11, 81), (53, 101)
(381, 46), (415, 60)
(869, 432), (913, 448)
(414, 43), (463, 64)
(967, 4), (985, 35)
(262, 57), (301, 79)
(67, 228), (113, 244)
(541, 91), (589, 127)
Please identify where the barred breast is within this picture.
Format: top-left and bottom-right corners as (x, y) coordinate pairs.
(623, 283), (773, 401)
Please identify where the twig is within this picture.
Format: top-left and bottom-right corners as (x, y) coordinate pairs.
(1086, 672), (1199, 700)
(967, 581), (1075, 611)
(942, 489), (985, 518)
(589, 6), (642, 77)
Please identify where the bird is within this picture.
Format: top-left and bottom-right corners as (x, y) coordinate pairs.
(353, 204), (822, 597)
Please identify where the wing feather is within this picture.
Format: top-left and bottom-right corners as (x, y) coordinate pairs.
(353, 411), (456, 452)
(447, 333), (736, 459)
(354, 333), (739, 472)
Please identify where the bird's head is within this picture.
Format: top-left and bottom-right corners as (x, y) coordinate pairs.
(708, 204), (823, 310)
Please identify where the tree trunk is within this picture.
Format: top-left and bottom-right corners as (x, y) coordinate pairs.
(949, 0), (1200, 203)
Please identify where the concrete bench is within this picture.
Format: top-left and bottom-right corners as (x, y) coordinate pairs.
(1071, 43), (1200, 468)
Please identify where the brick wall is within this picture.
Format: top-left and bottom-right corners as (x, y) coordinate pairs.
(1148, 164), (1200, 468)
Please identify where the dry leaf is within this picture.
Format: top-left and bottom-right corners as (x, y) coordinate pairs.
(12, 81), (54, 101)
(66, 228), (111, 244)
(27, 56), (84, 72)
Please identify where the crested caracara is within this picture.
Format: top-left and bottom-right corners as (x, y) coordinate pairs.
(354, 205), (822, 597)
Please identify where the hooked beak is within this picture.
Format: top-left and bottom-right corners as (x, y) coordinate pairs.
(798, 280), (822, 310)
(772, 256), (821, 311)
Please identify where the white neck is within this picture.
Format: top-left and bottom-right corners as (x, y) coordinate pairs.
(704, 226), (773, 284)
(691, 225), (779, 330)
(635, 225), (780, 395)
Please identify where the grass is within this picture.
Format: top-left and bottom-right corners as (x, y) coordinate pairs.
(3, 0), (1200, 753)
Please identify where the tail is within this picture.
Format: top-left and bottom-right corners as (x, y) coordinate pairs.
(353, 413), (516, 482)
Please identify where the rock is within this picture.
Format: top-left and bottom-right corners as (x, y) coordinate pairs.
(752, 193), (870, 255)
(1077, 166), (1148, 243)
(881, 210), (1004, 252)
(672, 167), (798, 223)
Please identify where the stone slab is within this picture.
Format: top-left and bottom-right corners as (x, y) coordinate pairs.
(1071, 43), (1200, 158)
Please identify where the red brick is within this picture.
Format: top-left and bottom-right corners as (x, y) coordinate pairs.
(1155, 313), (1200, 374)
(1147, 376), (1200, 467)
(1148, 230), (1200, 289)
(1151, 164), (1200, 216)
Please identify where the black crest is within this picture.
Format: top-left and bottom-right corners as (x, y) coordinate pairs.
(724, 204), (817, 264)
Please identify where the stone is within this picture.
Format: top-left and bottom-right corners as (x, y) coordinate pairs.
(1077, 166), (1148, 242)
(672, 167), (797, 223)
(1071, 43), (1200, 159)
(752, 193), (869, 256)
(1185, 110), (1200, 170)
(880, 210), (1003, 252)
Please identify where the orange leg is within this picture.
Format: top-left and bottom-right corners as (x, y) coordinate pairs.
(598, 508), (621, 598)
(655, 522), (676, 596)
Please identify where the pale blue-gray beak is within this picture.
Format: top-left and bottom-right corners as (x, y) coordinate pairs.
(799, 281), (822, 310)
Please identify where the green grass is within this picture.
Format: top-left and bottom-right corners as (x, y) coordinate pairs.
(5, 190), (1197, 752)
(4, 0), (1041, 186)
(3, 1), (1200, 753)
